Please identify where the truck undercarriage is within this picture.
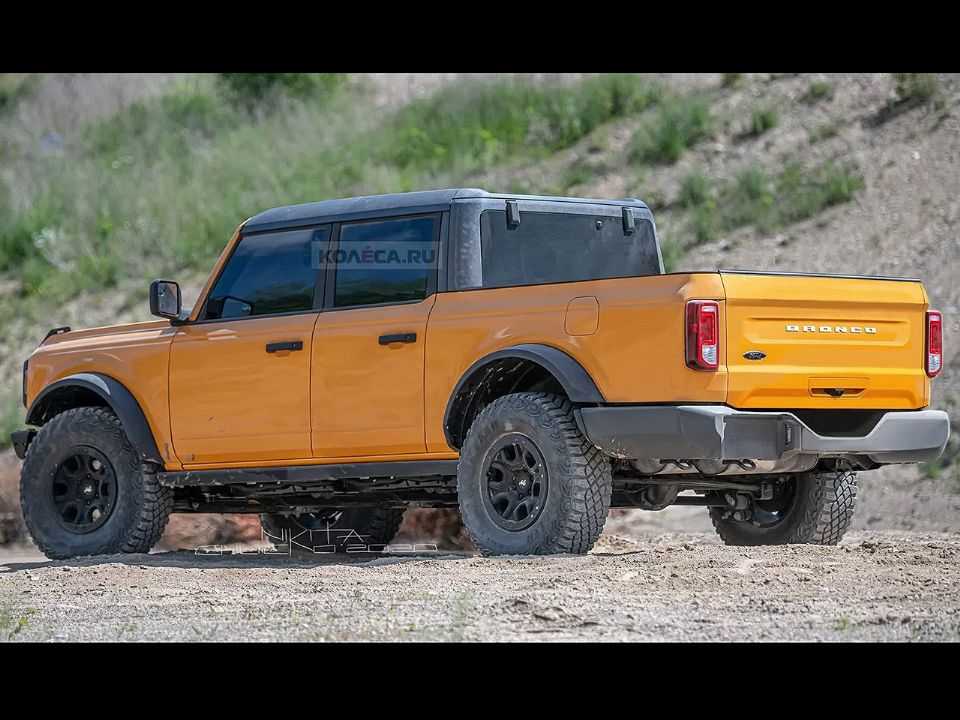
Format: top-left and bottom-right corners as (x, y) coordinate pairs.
(163, 455), (851, 524)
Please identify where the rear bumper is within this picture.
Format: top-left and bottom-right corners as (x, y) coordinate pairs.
(576, 405), (950, 465)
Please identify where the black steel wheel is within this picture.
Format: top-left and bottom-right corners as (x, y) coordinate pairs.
(482, 434), (548, 531)
(51, 447), (118, 534)
(20, 407), (172, 560)
(457, 392), (612, 556)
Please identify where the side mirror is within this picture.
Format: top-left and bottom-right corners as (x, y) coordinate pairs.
(149, 280), (182, 321)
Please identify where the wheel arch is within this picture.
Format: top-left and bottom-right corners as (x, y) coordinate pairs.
(26, 372), (164, 466)
(442, 344), (605, 450)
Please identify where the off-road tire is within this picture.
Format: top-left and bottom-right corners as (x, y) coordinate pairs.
(20, 407), (173, 560)
(709, 470), (858, 546)
(260, 507), (405, 554)
(457, 392), (612, 556)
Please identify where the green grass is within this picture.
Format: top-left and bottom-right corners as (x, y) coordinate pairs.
(809, 121), (839, 144)
(801, 80), (834, 103)
(377, 74), (661, 174)
(747, 107), (779, 137)
(893, 73), (939, 104)
(630, 95), (713, 165)
(679, 171), (712, 208)
(0, 604), (35, 640)
(0, 74), (35, 115)
(678, 161), (864, 245)
(0, 390), (22, 445)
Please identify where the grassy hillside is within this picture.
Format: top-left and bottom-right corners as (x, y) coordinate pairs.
(0, 72), (667, 439)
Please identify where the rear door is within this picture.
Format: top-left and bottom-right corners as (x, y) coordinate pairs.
(721, 272), (929, 410)
(169, 226), (327, 465)
(311, 214), (440, 458)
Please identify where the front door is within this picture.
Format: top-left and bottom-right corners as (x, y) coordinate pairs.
(169, 226), (327, 465)
(311, 214), (441, 458)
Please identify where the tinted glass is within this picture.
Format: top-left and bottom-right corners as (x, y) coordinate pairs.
(334, 215), (438, 308)
(204, 227), (325, 320)
(480, 210), (660, 288)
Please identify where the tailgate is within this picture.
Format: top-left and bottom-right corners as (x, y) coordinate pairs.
(721, 272), (929, 410)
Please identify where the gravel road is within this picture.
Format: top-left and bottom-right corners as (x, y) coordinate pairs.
(2, 529), (958, 642)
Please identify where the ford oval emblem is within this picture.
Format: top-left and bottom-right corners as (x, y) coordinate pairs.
(743, 350), (767, 361)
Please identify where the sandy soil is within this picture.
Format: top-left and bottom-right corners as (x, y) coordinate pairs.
(1, 528), (958, 642)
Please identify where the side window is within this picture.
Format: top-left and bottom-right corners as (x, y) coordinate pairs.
(333, 215), (439, 308)
(204, 227), (326, 320)
(479, 210), (660, 288)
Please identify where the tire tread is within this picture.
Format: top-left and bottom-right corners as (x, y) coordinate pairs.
(20, 407), (172, 559)
(459, 392), (612, 556)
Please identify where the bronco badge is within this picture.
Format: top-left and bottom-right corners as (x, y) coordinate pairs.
(786, 324), (877, 334)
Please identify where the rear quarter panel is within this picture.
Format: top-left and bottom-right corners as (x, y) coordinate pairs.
(424, 273), (726, 452)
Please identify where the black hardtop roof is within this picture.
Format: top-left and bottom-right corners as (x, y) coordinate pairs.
(243, 188), (650, 231)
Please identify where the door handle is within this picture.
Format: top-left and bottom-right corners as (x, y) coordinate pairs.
(266, 340), (303, 353)
(378, 333), (417, 345)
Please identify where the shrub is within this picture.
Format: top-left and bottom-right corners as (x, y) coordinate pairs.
(677, 161), (864, 247)
(0, 192), (64, 273)
(0, 74), (34, 115)
(631, 95), (713, 165)
(658, 239), (683, 272)
(379, 74), (661, 173)
(217, 73), (346, 107)
(747, 107), (779, 136)
(721, 73), (743, 89)
(809, 121), (839, 144)
(802, 80), (834, 103)
(561, 160), (597, 192)
(679, 171), (711, 208)
(690, 206), (718, 245)
(893, 73), (939, 104)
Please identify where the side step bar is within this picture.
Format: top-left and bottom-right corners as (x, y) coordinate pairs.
(158, 460), (460, 488)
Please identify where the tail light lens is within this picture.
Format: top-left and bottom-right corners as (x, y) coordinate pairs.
(926, 310), (942, 378)
(686, 300), (719, 371)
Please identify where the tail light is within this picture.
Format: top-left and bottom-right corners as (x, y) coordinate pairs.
(686, 300), (719, 371)
(925, 310), (942, 378)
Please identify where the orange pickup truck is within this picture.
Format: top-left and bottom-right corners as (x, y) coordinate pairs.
(12, 189), (950, 558)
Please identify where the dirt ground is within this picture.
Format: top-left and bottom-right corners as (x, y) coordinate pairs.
(2, 455), (958, 643)
(1, 526), (958, 642)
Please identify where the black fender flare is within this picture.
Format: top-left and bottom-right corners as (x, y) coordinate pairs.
(442, 343), (605, 449)
(26, 372), (164, 466)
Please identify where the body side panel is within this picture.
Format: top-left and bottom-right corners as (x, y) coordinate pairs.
(169, 313), (318, 465)
(310, 297), (436, 458)
(424, 273), (728, 453)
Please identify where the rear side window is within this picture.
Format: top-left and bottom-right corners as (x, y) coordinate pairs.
(480, 210), (660, 289)
(204, 227), (326, 320)
(333, 215), (439, 308)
